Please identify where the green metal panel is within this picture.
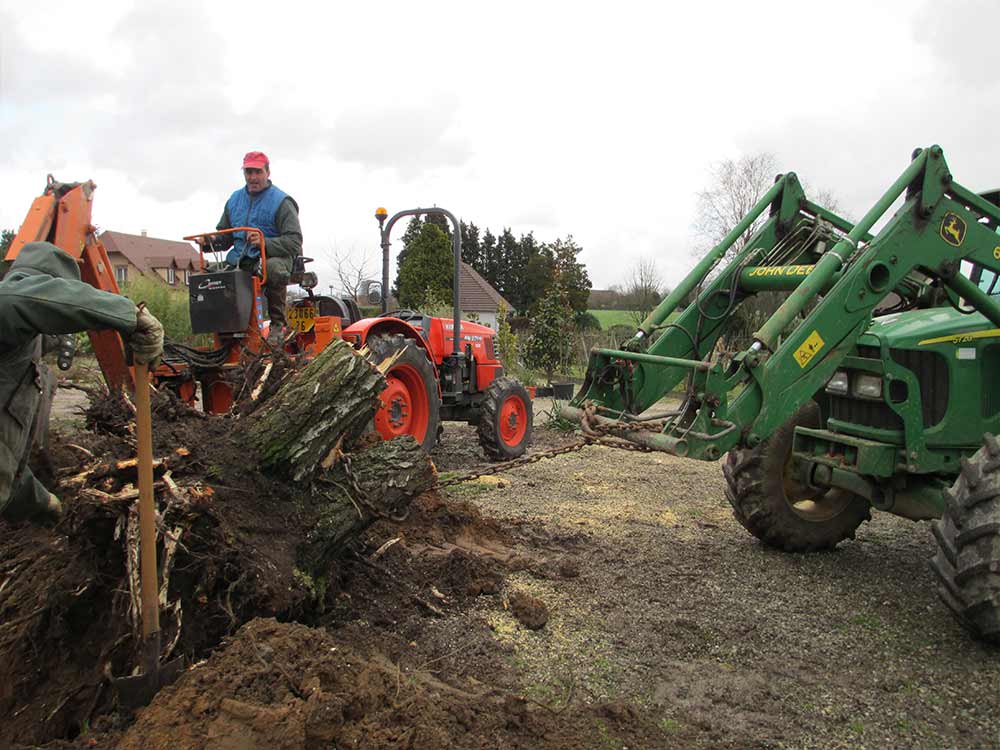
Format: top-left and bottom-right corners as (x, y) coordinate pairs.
(794, 426), (898, 477)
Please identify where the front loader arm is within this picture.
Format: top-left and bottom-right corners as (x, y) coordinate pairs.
(575, 169), (864, 418)
(567, 146), (1000, 461)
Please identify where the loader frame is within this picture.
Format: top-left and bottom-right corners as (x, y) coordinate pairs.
(567, 146), (1000, 483)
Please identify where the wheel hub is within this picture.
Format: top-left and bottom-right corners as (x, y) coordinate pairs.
(499, 395), (527, 445)
(378, 377), (413, 435)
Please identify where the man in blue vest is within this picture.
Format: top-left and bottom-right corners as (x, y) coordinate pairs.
(215, 151), (303, 345)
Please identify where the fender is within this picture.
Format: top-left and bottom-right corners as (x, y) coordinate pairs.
(341, 317), (431, 353)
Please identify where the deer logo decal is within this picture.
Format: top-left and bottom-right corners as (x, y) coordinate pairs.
(940, 212), (967, 247)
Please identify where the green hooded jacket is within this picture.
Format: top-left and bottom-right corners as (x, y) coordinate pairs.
(0, 242), (138, 518)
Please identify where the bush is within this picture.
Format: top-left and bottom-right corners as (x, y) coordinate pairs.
(524, 284), (574, 385)
(574, 311), (601, 331)
(121, 276), (202, 344)
(495, 302), (519, 371)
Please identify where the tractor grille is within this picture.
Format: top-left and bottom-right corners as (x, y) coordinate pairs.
(829, 393), (903, 430)
(827, 346), (948, 430)
(982, 344), (1000, 418)
(889, 347), (948, 427)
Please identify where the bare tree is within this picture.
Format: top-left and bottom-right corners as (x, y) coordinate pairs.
(693, 153), (780, 261)
(325, 246), (377, 301)
(693, 153), (845, 263)
(623, 257), (666, 327)
(691, 153), (845, 351)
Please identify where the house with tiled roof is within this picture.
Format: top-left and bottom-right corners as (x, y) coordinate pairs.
(458, 262), (510, 330)
(100, 230), (200, 287)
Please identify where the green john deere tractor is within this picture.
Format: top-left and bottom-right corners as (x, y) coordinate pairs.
(561, 145), (1000, 642)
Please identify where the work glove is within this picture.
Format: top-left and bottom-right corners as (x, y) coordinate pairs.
(130, 305), (164, 366)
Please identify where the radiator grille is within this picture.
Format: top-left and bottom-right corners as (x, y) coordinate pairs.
(890, 348), (948, 427)
(827, 346), (948, 430)
(983, 345), (1000, 418)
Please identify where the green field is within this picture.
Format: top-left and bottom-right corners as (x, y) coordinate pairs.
(588, 310), (680, 329)
(588, 309), (639, 328)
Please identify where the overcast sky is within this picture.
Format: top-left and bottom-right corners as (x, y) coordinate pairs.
(2, 0), (998, 293)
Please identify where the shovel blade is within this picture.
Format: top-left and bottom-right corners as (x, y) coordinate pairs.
(113, 656), (184, 710)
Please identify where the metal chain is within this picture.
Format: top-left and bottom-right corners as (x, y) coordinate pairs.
(434, 430), (654, 490)
(435, 440), (590, 488)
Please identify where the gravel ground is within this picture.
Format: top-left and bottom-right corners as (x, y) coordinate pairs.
(425, 414), (1000, 750)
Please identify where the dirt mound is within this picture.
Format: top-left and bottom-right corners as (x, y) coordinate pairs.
(2, 385), (671, 749)
(0, 403), (313, 748)
(1, 397), (581, 748)
(102, 617), (668, 750)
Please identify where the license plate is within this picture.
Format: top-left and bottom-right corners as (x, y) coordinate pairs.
(287, 304), (317, 333)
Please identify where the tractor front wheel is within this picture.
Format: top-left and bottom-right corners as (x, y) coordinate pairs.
(930, 434), (1000, 643)
(723, 401), (871, 552)
(477, 377), (533, 461)
(367, 334), (441, 452)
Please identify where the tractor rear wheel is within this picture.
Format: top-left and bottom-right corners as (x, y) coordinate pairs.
(723, 401), (871, 552)
(477, 377), (533, 461)
(366, 334), (441, 452)
(930, 434), (1000, 643)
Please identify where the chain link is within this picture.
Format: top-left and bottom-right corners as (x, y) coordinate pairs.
(434, 430), (654, 489)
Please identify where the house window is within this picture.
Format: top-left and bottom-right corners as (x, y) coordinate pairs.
(184, 269), (191, 285)
(167, 267), (176, 285)
(115, 266), (128, 283)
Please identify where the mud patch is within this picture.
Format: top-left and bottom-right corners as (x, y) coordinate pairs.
(509, 592), (550, 630)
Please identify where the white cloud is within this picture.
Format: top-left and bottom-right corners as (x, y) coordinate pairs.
(2, 0), (991, 294)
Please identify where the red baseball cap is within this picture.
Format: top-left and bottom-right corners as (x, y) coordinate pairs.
(242, 151), (269, 169)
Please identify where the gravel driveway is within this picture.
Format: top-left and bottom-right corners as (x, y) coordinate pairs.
(428, 415), (1000, 750)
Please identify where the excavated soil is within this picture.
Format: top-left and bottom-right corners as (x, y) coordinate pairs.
(2, 377), (999, 749)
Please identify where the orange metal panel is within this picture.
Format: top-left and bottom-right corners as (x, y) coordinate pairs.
(7, 194), (57, 260)
(202, 378), (234, 414)
(51, 181), (97, 260)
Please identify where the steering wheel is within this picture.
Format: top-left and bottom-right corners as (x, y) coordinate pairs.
(378, 309), (421, 321)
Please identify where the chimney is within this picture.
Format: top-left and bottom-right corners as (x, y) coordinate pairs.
(141, 230), (147, 237)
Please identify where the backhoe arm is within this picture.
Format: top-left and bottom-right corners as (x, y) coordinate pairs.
(6, 177), (133, 391)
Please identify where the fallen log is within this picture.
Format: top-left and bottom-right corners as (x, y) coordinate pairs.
(247, 339), (387, 481)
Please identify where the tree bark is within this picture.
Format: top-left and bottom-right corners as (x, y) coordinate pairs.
(299, 435), (435, 576)
(246, 339), (386, 481)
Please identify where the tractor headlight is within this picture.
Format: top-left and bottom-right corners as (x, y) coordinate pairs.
(825, 371), (849, 395)
(852, 373), (883, 400)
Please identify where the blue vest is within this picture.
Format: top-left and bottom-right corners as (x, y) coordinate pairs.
(224, 183), (289, 265)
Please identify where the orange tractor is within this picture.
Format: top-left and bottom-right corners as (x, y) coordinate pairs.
(6, 178), (533, 460)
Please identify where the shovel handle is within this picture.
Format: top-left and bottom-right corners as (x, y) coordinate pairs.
(135, 362), (159, 639)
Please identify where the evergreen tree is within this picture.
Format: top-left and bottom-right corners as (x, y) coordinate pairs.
(480, 229), (498, 289)
(424, 212), (451, 237)
(397, 223), (454, 309)
(504, 232), (537, 313)
(524, 244), (556, 312)
(392, 217), (424, 297)
(546, 235), (591, 313)
(460, 221), (481, 269)
(524, 281), (573, 385)
(496, 228), (519, 299)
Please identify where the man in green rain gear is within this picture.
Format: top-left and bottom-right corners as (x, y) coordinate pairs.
(0, 242), (164, 523)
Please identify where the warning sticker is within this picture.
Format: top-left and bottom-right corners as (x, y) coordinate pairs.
(794, 330), (825, 369)
(287, 304), (317, 333)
